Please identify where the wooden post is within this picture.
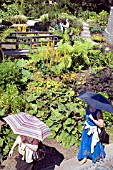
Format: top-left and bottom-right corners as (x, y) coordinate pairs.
(16, 37), (19, 49)
(34, 32), (39, 48)
(30, 38), (32, 48)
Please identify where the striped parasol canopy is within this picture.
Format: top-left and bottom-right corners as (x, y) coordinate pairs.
(3, 112), (52, 141)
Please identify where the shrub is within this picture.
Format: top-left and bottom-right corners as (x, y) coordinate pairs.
(77, 10), (90, 21)
(74, 66), (113, 101)
(9, 15), (27, 24)
(0, 84), (25, 114)
(97, 10), (109, 26)
(70, 19), (83, 31)
(91, 35), (105, 42)
(89, 10), (109, 26)
(0, 58), (26, 90)
(0, 4), (20, 21)
(89, 25), (105, 34)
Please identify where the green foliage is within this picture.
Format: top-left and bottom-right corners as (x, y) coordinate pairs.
(73, 67), (113, 129)
(103, 112), (113, 127)
(89, 25), (105, 34)
(40, 14), (49, 23)
(0, 9), (6, 20)
(77, 10), (90, 21)
(0, 28), (14, 42)
(10, 15), (27, 24)
(0, 84), (25, 114)
(97, 10), (109, 25)
(25, 73), (86, 148)
(0, 125), (17, 156)
(70, 19), (83, 31)
(89, 47), (113, 67)
(0, 6), (113, 156)
(0, 58), (25, 88)
(91, 35), (105, 42)
(0, 4), (20, 20)
(0, 0), (111, 21)
(0, 45), (113, 156)
(20, 50), (87, 148)
(70, 39), (92, 71)
(89, 11), (98, 21)
(58, 12), (76, 20)
(0, 58), (27, 157)
(74, 66), (113, 101)
(89, 10), (109, 26)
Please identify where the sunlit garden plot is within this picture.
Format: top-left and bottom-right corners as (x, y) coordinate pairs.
(0, 1), (113, 161)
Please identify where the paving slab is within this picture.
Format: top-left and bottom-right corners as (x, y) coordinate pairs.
(55, 143), (113, 170)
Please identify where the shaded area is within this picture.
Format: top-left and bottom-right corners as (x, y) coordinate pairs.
(33, 144), (64, 170)
(1, 138), (75, 170)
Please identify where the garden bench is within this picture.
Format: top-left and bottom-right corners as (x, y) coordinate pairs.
(0, 31), (61, 56)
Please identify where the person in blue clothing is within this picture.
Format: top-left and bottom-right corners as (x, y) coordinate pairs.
(55, 19), (61, 31)
(77, 105), (106, 165)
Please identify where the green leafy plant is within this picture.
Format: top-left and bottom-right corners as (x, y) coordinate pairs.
(88, 10), (108, 26)
(0, 10), (113, 156)
(77, 10), (90, 21)
(97, 10), (109, 26)
(0, 84), (25, 114)
(74, 66), (113, 101)
(47, 101), (86, 148)
(91, 35), (105, 42)
(0, 58), (27, 89)
(0, 124), (17, 156)
(0, 28), (14, 43)
(24, 73), (86, 148)
(1, 4), (20, 21)
(89, 25), (105, 34)
(0, 28), (14, 60)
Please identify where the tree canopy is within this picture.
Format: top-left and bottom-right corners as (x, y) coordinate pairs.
(0, 0), (113, 19)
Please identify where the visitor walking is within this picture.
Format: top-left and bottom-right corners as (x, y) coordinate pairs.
(77, 104), (106, 165)
(9, 135), (39, 170)
(59, 19), (64, 33)
(3, 112), (52, 170)
(62, 19), (70, 32)
(76, 90), (113, 165)
(55, 19), (61, 30)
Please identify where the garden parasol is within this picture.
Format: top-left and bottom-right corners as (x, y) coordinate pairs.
(78, 90), (113, 113)
(3, 112), (52, 141)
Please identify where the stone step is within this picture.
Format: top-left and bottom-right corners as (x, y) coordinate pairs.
(80, 33), (91, 37)
(83, 26), (89, 29)
(81, 30), (91, 34)
(80, 21), (91, 39)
